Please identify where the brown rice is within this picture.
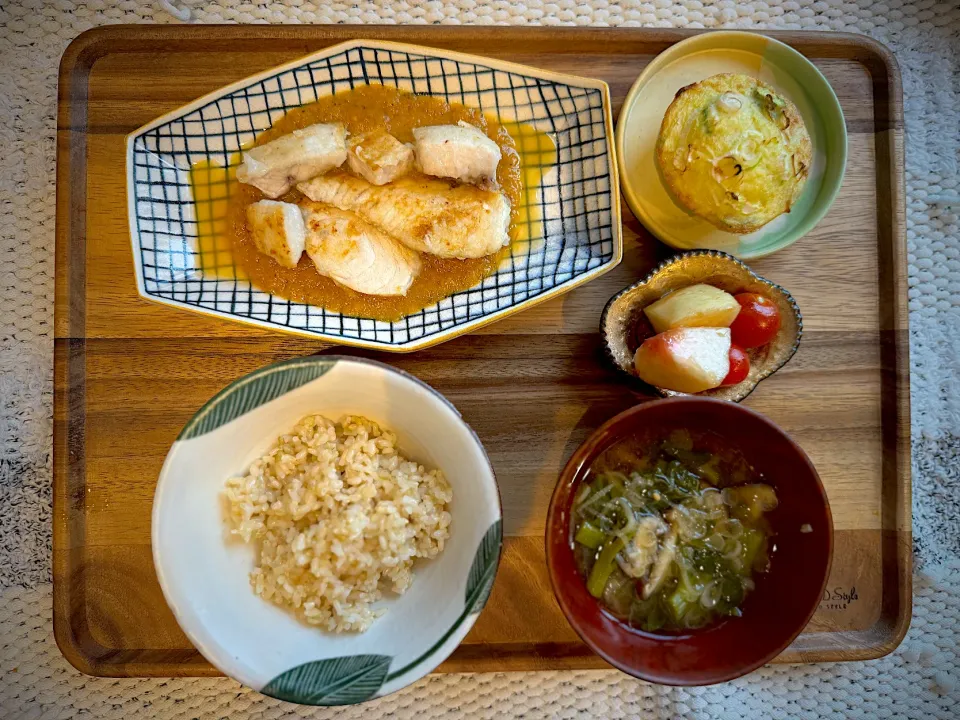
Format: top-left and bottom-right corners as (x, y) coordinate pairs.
(223, 414), (452, 632)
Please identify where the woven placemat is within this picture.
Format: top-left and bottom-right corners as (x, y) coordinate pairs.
(1, 1), (958, 717)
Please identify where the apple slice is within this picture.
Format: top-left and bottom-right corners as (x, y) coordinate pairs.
(634, 327), (732, 393)
(643, 284), (741, 333)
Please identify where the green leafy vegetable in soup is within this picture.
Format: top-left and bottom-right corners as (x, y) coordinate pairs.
(571, 429), (777, 632)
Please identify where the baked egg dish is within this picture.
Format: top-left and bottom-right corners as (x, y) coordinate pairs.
(656, 74), (812, 234)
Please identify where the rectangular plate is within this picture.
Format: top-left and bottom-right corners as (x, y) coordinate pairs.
(54, 25), (910, 677)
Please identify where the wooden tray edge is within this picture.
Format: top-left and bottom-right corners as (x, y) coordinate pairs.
(52, 25), (913, 677)
(860, 30), (913, 660)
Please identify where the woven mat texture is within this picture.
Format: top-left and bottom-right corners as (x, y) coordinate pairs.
(1, 1), (958, 717)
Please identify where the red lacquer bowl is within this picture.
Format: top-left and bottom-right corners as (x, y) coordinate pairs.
(546, 397), (833, 685)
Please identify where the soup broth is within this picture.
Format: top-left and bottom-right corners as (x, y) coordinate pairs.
(571, 428), (777, 632)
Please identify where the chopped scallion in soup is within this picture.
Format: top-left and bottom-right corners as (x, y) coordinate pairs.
(571, 429), (777, 632)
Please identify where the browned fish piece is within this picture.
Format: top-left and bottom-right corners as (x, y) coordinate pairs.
(298, 170), (511, 259)
(347, 130), (415, 186)
(236, 123), (347, 198)
(300, 201), (421, 297)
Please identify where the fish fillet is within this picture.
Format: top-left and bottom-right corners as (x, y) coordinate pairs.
(246, 200), (306, 268)
(347, 130), (415, 186)
(298, 170), (511, 259)
(237, 123), (347, 198)
(413, 122), (502, 187)
(300, 201), (421, 296)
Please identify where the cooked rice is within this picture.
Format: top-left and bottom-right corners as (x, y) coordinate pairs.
(223, 414), (452, 632)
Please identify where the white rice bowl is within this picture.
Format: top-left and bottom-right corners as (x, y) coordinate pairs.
(153, 356), (501, 706)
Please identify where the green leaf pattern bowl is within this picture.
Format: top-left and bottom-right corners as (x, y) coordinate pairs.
(152, 356), (502, 705)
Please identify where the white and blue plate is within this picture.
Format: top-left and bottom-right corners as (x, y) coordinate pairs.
(126, 40), (621, 351)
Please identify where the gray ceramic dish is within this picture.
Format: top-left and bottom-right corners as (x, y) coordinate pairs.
(600, 250), (802, 402)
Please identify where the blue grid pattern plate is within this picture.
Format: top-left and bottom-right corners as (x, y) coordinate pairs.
(126, 40), (622, 351)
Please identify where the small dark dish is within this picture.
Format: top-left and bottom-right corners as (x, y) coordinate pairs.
(546, 398), (832, 686)
(601, 250), (802, 402)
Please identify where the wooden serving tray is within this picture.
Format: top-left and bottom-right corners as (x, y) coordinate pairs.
(54, 25), (910, 677)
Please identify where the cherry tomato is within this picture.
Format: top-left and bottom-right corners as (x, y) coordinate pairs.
(730, 293), (781, 348)
(722, 344), (750, 386)
(633, 314), (656, 351)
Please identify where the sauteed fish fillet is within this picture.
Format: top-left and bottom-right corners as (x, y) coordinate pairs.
(347, 130), (415, 186)
(245, 200), (306, 269)
(412, 122), (502, 187)
(298, 170), (511, 259)
(237, 122), (347, 198)
(301, 201), (421, 297)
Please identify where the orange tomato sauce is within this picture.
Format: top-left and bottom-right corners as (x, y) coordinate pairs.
(190, 84), (556, 322)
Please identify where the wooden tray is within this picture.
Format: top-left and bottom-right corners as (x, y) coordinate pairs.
(54, 25), (910, 677)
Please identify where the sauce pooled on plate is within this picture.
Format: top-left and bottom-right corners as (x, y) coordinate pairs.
(190, 84), (556, 322)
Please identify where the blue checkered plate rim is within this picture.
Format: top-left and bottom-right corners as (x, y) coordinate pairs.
(126, 40), (622, 351)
